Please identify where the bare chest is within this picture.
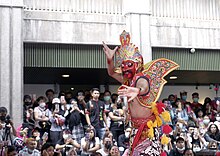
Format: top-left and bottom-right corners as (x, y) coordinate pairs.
(129, 98), (152, 118)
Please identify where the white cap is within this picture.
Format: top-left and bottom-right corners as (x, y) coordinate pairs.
(52, 98), (60, 104)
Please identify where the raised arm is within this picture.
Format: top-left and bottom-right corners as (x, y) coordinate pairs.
(102, 41), (123, 83)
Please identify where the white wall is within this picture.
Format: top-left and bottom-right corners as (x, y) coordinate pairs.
(24, 84), (57, 98)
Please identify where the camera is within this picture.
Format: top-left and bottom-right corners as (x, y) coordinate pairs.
(1, 115), (11, 125)
(117, 103), (122, 109)
(114, 110), (120, 116)
(85, 133), (90, 141)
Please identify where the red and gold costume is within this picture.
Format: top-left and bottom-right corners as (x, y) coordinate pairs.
(103, 31), (179, 156)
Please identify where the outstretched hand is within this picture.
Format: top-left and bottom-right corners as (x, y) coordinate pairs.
(118, 85), (139, 102)
(102, 41), (118, 61)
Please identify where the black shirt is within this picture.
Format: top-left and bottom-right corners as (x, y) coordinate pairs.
(56, 139), (72, 156)
(86, 100), (105, 129)
(169, 148), (184, 156)
(109, 106), (124, 130)
(78, 102), (87, 127)
(118, 134), (130, 149)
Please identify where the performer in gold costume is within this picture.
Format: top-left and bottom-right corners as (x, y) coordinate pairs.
(103, 31), (179, 156)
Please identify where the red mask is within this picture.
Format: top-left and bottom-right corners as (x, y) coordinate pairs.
(121, 60), (137, 79)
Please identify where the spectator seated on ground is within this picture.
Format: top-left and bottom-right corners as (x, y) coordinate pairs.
(207, 141), (218, 150)
(96, 135), (112, 156)
(183, 148), (195, 156)
(169, 136), (186, 156)
(19, 138), (41, 156)
(67, 148), (78, 156)
(41, 142), (61, 156)
(199, 115), (211, 136)
(55, 129), (80, 155)
(118, 126), (131, 153)
(4, 145), (18, 156)
(80, 127), (100, 156)
(204, 123), (220, 146)
(109, 145), (120, 156)
(192, 141), (202, 153)
(191, 127), (207, 150)
(214, 113), (220, 129)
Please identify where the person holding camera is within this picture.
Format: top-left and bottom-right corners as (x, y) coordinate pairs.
(55, 129), (80, 156)
(49, 98), (65, 144)
(22, 95), (35, 137)
(0, 107), (16, 143)
(65, 99), (84, 145)
(81, 128), (100, 156)
(34, 96), (50, 137)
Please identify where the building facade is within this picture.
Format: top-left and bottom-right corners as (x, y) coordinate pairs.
(0, 0), (220, 126)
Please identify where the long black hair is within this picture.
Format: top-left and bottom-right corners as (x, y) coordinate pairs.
(206, 123), (220, 141)
(207, 123), (219, 135)
(86, 127), (97, 149)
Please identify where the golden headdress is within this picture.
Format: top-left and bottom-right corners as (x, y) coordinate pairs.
(115, 30), (143, 73)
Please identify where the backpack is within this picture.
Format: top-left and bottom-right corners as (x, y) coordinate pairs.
(67, 110), (81, 130)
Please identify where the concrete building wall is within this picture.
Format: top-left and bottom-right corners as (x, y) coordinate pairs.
(23, 12), (126, 45)
(150, 18), (220, 49)
(1, 0), (220, 127)
(23, 0), (220, 49)
(0, 0), (23, 126)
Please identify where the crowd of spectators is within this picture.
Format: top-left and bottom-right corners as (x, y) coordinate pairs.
(1, 88), (220, 156)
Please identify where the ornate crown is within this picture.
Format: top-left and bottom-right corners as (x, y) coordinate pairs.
(115, 30), (143, 73)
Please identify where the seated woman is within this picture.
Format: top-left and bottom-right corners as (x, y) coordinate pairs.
(184, 148), (195, 156)
(55, 130), (80, 156)
(109, 145), (120, 156)
(41, 142), (61, 156)
(4, 145), (18, 156)
(81, 128), (100, 156)
(67, 148), (78, 156)
(204, 123), (220, 147)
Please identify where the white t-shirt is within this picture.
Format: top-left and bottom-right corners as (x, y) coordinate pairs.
(34, 107), (50, 128)
(96, 148), (109, 156)
(80, 137), (100, 155)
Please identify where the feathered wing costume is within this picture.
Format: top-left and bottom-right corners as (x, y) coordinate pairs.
(132, 58), (179, 107)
